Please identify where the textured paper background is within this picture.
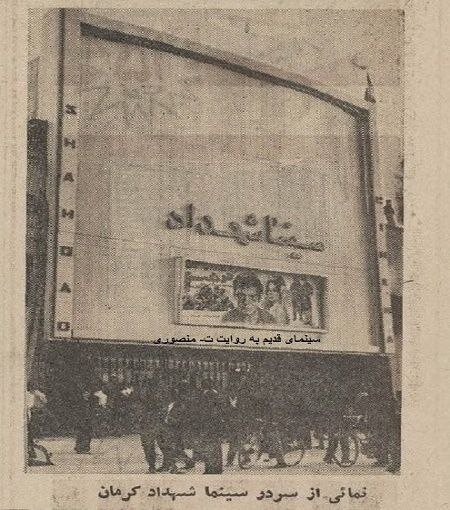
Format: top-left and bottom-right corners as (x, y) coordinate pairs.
(1, 0), (448, 509)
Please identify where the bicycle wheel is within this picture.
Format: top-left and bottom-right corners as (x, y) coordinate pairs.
(333, 433), (359, 467)
(238, 433), (262, 469)
(32, 443), (54, 465)
(281, 433), (305, 467)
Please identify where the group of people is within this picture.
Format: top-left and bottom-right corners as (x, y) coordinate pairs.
(73, 377), (135, 454)
(312, 386), (401, 473)
(28, 371), (401, 474)
(139, 375), (224, 473)
(71, 370), (294, 473)
(221, 272), (316, 327)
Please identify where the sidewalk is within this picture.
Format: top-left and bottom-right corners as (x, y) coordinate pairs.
(28, 435), (389, 475)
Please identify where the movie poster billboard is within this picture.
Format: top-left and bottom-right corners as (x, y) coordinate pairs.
(176, 259), (326, 332)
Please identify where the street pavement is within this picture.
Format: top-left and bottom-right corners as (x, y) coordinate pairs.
(28, 435), (390, 475)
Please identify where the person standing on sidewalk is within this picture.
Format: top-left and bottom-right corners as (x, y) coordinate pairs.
(322, 385), (351, 465)
(224, 368), (252, 467)
(196, 379), (224, 474)
(386, 391), (401, 473)
(74, 387), (98, 454)
(139, 375), (168, 473)
(366, 388), (396, 468)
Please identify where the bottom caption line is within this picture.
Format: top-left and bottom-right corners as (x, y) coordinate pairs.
(98, 484), (368, 504)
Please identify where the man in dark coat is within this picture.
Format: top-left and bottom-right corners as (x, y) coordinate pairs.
(290, 275), (314, 325)
(74, 388), (98, 454)
(158, 379), (198, 473)
(139, 375), (172, 473)
(322, 383), (351, 464)
(386, 391), (401, 473)
(224, 369), (253, 467)
(366, 388), (397, 467)
(196, 379), (224, 474)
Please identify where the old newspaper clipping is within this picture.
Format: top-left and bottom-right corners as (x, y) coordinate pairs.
(1, 1), (448, 509)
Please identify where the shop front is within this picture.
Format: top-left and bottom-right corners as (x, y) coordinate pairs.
(35, 342), (392, 436)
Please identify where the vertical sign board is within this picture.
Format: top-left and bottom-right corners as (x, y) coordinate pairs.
(53, 11), (80, 338)
(366, 108), (396, 355)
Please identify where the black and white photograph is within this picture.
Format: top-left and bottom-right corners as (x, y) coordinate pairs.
(24, 7), (404, 479)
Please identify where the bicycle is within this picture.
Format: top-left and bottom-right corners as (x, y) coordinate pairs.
(329, 414), (374, 467)
(237, 418), (306, 469)
(329, 430), (360, 467)
(27, 406), (54, 467)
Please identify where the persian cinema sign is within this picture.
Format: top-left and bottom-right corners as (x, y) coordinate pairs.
(166, 204), (325, 252)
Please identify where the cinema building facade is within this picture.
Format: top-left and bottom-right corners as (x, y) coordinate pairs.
(27, 9), (402, 433)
